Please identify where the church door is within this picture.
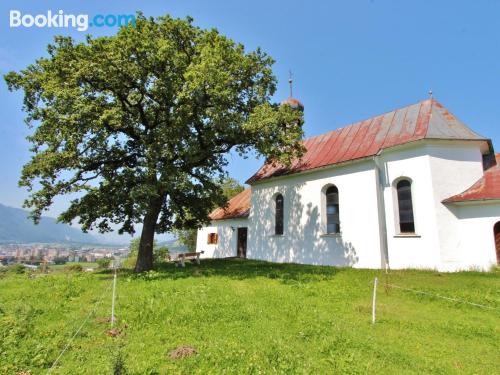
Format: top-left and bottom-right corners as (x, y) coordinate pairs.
(494, 222), (500, 265)
(237, 227), (247, 258)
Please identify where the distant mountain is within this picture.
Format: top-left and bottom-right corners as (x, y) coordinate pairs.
(0, 203), (100, 244)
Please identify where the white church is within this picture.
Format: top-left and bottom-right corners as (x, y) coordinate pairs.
(196, 97), (500, 272)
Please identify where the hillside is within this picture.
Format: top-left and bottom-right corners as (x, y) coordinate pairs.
(0, 259), (498, 374)
(0, 203), (99, 244)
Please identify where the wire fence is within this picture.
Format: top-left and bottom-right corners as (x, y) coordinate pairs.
(371, 276), (500, 324)
(384, 283), (500, 311)
(46, 275), (115, 374)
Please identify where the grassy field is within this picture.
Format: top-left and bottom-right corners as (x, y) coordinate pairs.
(49, 262), (99, 270)
(0, 259), (499, 374)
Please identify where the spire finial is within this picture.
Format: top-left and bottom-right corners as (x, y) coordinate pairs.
(428, 90), (433, 99)
(288, 70), (293, 98)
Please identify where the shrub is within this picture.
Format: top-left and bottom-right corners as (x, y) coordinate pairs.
(9, 264), (27, 274)
(124, 238), (170, 269)
(97, 257), (112, 269)
(53, 256), (68, 265)
(65, 264), (83, 272)
(154, 246), (169, 265)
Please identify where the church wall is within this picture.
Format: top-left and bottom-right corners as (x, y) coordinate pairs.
(247, 159), (382, 268)
(381, 141), (490, 271)
(381, 145), (442, 269)
(450, 203), (500, 270)
(426, 142), (488, 270)
(196, 218), (248, 258)
(196, 141), (497, 272)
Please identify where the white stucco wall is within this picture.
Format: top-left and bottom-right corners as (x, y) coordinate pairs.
(427, 142), (490, 270)
(196, 218), (248, 258)
(444, 203), (500, 271)
(381, 140), (491, 271)
(247, 160), (382, 268)
(381, 145), (442, 269)
(196, 140), (498, 272)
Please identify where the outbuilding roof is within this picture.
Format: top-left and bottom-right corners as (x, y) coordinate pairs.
(247, 99), (490, 184)
(443, 154), (500, 204)
(209, 188), (251, 221)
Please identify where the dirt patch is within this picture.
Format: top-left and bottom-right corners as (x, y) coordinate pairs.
(106, 328), (122, 337)
(96, 316), (117, 324)
(168, 346), (197, 359)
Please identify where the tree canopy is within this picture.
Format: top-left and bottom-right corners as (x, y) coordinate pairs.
(4, 14), (304, 271)
(174, 176), (245, 252)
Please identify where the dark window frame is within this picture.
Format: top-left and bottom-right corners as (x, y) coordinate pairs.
(207, 233), (218, 244)
(275, 194), (284, 235)
(325, 185), (340, 234)
(396, 179), (415, 233)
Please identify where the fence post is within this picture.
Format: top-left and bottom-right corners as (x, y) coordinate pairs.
(372, 277), (378, 324)
(111, 267), (117, 327)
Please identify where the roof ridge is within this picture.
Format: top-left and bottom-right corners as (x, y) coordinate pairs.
(423, 98), (434, 138)
(247, 98), (491, 184)
(304, 98), (434, 143)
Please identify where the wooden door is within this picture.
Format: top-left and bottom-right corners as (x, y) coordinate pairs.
(237, 227), (248, 258)
(495, 222), (500, 265)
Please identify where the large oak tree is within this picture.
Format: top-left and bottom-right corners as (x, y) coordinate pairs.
(5, 14), (304, 272)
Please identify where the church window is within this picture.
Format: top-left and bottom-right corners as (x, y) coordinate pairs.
(207, 233), (218, 244)
(326, 186), (340, 234)
(396, 179), (415, 233)
(275, 194), (284, 235)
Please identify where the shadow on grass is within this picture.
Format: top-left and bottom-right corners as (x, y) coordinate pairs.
(118, 258), (343, 283)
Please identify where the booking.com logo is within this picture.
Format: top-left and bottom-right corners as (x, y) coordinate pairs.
(9, 10), (136, 32)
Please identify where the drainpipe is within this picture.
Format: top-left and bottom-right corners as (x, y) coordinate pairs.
(373, 152), (389, 271)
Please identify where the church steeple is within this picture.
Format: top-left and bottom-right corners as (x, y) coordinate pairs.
(280, 70), (304, 111)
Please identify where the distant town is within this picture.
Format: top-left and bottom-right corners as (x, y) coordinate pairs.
(0, 243), (129, 266)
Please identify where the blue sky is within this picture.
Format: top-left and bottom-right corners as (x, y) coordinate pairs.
(1, 1), (499, 240)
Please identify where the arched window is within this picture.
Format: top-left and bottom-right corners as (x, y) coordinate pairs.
(396, 179), (415, 233)
(326, 186), (340, 234)
(275, 194), (284, 235)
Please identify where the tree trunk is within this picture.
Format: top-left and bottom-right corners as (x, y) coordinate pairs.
(134, 197), (162, 273)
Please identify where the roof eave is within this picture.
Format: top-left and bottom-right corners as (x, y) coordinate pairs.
(248, 138), (491, 185)
(442, 198), (500, 205)
(210, 212), (250, 221)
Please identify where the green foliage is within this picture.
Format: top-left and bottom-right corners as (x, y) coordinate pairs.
(65, 263), (83, 272)
(220, 177), (245, 201)
(123, 238), (140, 269)
(53, 256), (68, 265)
(4, 13), (304, 271)
(0, 261), (498, 374)
(153, 246), (169, 264)
(173, 229), (197, 252)
(173, 176), (245, 252)
(96, 257), (112, 269)
(124, 238), (169, 268)
(8, 263), (27, 274)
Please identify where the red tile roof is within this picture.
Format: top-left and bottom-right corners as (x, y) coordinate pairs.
(209, 189), (251, 221)
(443, 154), (500, 204)
(247, 99), (490, 184)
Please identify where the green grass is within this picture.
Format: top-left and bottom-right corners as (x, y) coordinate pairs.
(49, 262), (99, 270)
(0, 259), (499, 374)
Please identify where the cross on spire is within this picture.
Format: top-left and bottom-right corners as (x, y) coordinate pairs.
(288, 70), (293, 98)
